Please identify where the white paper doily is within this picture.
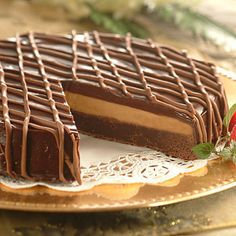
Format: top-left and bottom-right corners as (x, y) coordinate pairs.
(0, 135), (213, 192)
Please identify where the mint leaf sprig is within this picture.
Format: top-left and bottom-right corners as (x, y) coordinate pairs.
(192, 104), (236, 162)
(192, 142), (215, 159)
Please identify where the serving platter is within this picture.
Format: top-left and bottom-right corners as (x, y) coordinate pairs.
(0, 158), (235, 212)
(0, 72), (235, 212)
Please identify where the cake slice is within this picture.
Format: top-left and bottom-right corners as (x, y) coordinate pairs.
(0, 33), (81, 183)
(0, 31), (228, 183)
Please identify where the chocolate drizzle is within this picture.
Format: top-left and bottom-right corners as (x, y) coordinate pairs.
(0, 31), (228, 182)
(93, 31), (131, 97)
(28, 32), (67, 182)
(126, 33), (155, 101)
(84, 31), (106, 89)
(16, 34), (31, 178)
(0, 63), (14, 177)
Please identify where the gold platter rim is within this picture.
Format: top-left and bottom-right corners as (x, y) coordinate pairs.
(0, 162), (235, 213)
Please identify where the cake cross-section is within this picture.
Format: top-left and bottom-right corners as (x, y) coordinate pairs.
(0, 31), (228, 183)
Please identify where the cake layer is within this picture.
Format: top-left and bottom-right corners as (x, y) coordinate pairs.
(72, 111), (196, 160)
(65, 92), (193, 136)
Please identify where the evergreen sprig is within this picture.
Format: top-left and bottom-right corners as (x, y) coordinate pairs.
(87, 4), (149, 38)
(146, 3), (236, 52)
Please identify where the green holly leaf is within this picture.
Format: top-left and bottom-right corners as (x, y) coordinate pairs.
(223, 104), (236, 130)
(192, 142), (215, 159)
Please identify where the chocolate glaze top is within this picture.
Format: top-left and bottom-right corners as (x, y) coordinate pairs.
(0, 31), (228, 181)
(22, 31), (227, 140)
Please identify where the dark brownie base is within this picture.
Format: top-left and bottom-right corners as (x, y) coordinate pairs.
(72, 111), (197, 160)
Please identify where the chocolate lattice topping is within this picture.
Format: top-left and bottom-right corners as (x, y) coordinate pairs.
(0, 31), (228, 182)
(22, 31), (227, 141)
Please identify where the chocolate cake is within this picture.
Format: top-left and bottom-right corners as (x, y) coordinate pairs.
(0, 31), (228, 183)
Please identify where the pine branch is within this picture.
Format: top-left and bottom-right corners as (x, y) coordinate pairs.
(145, 3), (236, 52)
(87, 4), (149, 38)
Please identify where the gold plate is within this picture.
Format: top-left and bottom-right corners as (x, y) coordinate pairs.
(0, 160), (235, 212)
(0, 75), (235, 213)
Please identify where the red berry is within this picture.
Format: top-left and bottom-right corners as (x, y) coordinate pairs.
(230, 125), (236, 141)
(229, 112), (236, 132)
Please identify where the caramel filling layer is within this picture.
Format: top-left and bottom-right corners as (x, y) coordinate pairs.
(65, 92), (193, 136)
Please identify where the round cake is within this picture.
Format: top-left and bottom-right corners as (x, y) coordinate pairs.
(0, 31), (228, 183)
